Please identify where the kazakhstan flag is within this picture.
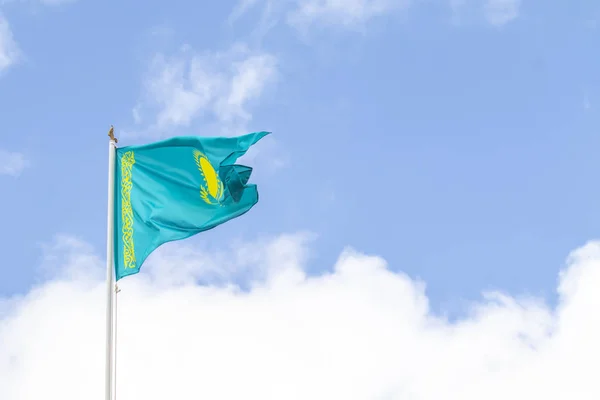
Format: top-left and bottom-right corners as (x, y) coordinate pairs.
(113, 131), (269, 280)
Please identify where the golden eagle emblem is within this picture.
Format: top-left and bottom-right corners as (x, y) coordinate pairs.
(194, 150), (224, 205)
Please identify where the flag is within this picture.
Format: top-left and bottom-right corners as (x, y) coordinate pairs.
(113, 131), (269, 280)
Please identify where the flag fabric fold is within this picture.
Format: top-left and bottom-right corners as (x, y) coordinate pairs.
(113, 131), (269, 280)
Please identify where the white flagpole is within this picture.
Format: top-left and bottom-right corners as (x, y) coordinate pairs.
(113, 284), (121, 400)
(105, 126), (117, 400)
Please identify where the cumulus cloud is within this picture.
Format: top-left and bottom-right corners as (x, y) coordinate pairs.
(131, 44), (278, 139)
(0, 15), (19, 74)
(3, 232), (600, 399)
(0, 149), (28, 176)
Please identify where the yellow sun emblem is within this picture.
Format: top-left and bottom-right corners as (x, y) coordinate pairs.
(194, 150), (224, 205)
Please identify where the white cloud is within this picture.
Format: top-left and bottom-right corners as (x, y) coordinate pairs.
(228, 0), (263, 24)
(484, 0), (521, 26)
(288, 0), (410, 29)
(450, 0), (521, 26)
(0, 0), (76, 76)
(230, 0), (518, 32)
(131, 44), (278, 139)
(4, 232), (600, 399)
(0, 15), (19, 73)
(0, 149), (28, 176)
(226, 0), (411, 36)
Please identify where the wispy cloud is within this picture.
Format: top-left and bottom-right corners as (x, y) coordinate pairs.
(0, 0), (78, 4)
(3, 234), (600, 398)
(288, 0), (411, 30)
(584, 93), (591, 111)
(130, 44), (278, 139)
(230, 0), (520, 34)
(228, 0), (263, 24)
(0, 0), (78, 76)
(0, 149), (28, 176)
(484, 0), (521, 26)
(37, 0), (78, 4)
(229, 0), (411, 33)
(0, 15), (19, 74)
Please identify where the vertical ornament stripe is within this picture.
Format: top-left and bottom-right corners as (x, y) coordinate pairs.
(121, 151), (136, 269)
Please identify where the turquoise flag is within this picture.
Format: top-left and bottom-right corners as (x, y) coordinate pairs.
(113, 131), (269, 280)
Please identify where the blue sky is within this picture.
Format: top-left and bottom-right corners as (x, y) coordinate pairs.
(7, 1), (600, 398)
(2, 0), (600, 317)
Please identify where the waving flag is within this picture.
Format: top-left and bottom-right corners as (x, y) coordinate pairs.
(112, 131), (269, 280)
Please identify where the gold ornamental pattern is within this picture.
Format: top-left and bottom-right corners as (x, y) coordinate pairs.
(121, 151), (136, 270)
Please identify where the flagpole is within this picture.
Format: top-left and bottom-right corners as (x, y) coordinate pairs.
(113, 284), (121, 400)
(105, 126), (117, 400)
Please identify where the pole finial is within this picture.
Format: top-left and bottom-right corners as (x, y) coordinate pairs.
(108, 125), (118, 143)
